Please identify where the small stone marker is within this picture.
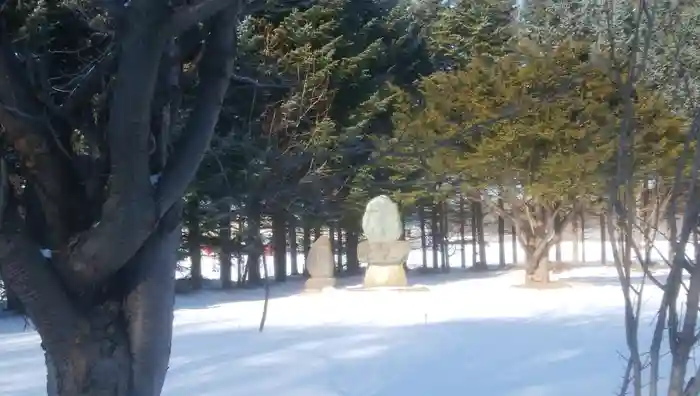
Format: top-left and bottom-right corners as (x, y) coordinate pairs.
(358, 195), (410, 288)
(304, 235), (336, 291)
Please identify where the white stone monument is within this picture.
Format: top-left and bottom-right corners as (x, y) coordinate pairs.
(357, 195), (410, 288)
(304, 235), (336, 291)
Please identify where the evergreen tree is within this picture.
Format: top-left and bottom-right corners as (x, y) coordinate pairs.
(390, 40), (685, 284)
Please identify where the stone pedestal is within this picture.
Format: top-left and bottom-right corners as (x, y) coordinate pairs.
(363, 264), (407, 288)
(358, 240), (410, 288)
(304, 277), (336, 291)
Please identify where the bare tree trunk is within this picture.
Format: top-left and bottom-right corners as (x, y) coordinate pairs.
(498, 196), (506, 268)
(641, 181), (651, 265)
(459, 194), (467, 269)
(511, 204), (569, 285)
(272, 209), (287, 282)
(600, 213), (607, 265)
(440, 200), (449, 272)
(474, 201), (487, 270)
(302, 220), (311, 277)
(289, 219), (299, 276)
(580, 212), (586, 263)
(219, 211), (232, 289)
(329, 224), (337, 274)
(572, 216), (580, 265)
(246, 199), (262, 285)
(186, 197), (202, 290)
(337, 228), (344, 273)
(471, 202), (478, 267)
(512, 225), (518, 265)
(419, 203), (427, 268)
(8, 210), (183, 396)
(236, 217), (244, 286)
(524, 245), (551, 284)
(346, 226), (360, 274)
(431, 202), (439, 269)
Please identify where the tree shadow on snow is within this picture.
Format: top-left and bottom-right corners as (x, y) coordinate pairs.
(165, 316), (645, 396)
(0, 317), (636, 396)
(0, 313), (640, 396)
(559, 270), (669, 288)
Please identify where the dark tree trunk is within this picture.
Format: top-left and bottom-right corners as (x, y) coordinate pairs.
(572, 216), (580, 265)
(302, 220), (311, 277)
(337, 228), (344, 273)
(642, 181), (652, 265)
(186, 197), (202, 290)
(498, 197), (506, 268)
(600, 212), (607, 265)
(459, 195), (466, 269)
(431, 203), (439, 269)
(440, 200), (449, 272)
(346, 227), (360, 274)
(246, 199), (262, 285)
(512, 225), (518, 265)
(475, 201), (487, 269)
(419, 204), (427, 269)
(329, 225), (337, 274)
(471, 202), (478, 267)
(34, 210), (181, 396)
(471, 201), (487, 269)
(580, 212), (586, 263)
(289, 219), (299, 276)
(272, 209), (287, 282)
(219, 212), (232, 289)
(236, 216), (244, 285)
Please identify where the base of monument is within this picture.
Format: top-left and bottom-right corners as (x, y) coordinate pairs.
(363, 264), (407, 288)
(304, 277), (336, 291)
(347, 285), (430, 292)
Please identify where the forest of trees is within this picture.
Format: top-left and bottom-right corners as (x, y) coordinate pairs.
(0, 0), (699, 394)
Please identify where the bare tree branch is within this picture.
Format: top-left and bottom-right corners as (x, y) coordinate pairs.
(156, 2), (241, 218)
(0, 41), (82, 247)
(60, 50), (116, 117)
(65, 0), (173, 286)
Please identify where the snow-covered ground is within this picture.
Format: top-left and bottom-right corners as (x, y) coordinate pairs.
(0, 264), (679, 396)
(0, 239), (690, 396)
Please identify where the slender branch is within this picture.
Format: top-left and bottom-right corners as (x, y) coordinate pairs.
(60, 50), (116, 117)
(156, 2), (240, 218)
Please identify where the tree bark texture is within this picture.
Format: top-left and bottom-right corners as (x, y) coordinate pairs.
(0, 1), (242, 394)
(510, 202), (572, 284)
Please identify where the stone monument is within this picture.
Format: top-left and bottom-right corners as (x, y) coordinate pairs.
(357, 195), (410, 288)
(304, 235), (336, 291)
